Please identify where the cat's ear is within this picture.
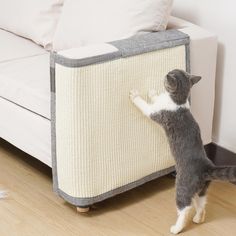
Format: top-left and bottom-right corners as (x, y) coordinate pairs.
(190, 75), (201, 86)
(166, 74), (177, 90)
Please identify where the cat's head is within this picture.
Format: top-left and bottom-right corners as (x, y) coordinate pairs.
(164, 69), (201, 105)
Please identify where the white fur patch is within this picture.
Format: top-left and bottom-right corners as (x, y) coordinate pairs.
(132, 96), (153, 117)
(193, 195), (207, 224)
(130, 90), (189, 117)
(193, 195), (207, 212)
(171, 206), (192, 234)
(151, 92), (190, 113)
(197, 196), (207, 208)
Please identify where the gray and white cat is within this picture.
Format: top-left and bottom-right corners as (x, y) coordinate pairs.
(129, 69), (236, 234)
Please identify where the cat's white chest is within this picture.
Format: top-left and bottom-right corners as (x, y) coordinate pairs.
(151, 92), (190, 113)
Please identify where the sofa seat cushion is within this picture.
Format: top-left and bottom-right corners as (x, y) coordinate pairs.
(0, 29), (46, 62)
(0, 29), (50, 119)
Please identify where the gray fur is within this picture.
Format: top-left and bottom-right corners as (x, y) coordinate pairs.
(150, 69), (236, 210)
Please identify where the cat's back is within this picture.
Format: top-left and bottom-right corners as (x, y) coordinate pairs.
(151, 108), (207, 167)
(151, 107), (202, 146)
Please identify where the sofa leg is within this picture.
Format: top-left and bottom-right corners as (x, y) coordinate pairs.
(76, 206), (90, 213)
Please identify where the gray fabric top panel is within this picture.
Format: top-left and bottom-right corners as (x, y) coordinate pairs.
(110, 29), (189, 57)
(52, 29), (189, 68)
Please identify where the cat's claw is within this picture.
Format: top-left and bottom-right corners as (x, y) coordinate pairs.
(129, 89), (140, 101)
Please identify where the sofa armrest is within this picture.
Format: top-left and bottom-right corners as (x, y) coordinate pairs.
(167, 16), (194, 29)
(53, 29), (189, 66)
(168, 16), (218, 144)
(55, 43), (120, 63)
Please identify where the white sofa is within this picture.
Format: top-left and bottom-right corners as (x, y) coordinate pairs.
(0, 16), (217, 209)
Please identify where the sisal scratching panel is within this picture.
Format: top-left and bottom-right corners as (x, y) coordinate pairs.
(55, 45), (186, 198)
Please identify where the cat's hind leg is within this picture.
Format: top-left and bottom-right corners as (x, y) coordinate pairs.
(170, 206), (192, 235)
(193, 195), (207, 224)
(170, 188), (194, 234)
(193, 181), (210, 224)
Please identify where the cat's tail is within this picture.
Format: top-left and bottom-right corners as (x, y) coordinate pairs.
(208, 166), (236, 182)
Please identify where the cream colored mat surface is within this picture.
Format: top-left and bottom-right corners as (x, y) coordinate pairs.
(55, 45), (186, 198)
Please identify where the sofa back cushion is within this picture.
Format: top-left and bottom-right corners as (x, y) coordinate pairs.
(0, 0), (63, 50)
(53, 0), (173, 51)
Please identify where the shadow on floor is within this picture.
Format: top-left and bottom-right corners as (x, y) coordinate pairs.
(0, 138), (52, 178)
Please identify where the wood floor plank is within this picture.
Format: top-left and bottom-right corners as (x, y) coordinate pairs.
(0, 139), (236, 236)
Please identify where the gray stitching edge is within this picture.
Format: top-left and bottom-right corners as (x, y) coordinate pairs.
(57, 166), (175, 207)
(50, 54), (59, 194)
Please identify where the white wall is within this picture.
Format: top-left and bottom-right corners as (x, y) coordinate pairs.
(173, 0), (236, 153)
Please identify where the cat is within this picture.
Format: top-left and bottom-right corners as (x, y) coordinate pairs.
(129, 69), (236, 234)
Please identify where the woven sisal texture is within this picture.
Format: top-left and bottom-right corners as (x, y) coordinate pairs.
(55, 45), (186, 198)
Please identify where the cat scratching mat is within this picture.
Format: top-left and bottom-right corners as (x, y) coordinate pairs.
(50, 29), (190, 207)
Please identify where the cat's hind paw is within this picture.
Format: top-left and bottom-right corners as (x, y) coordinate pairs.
(170, 225), (183, 235)
(129, 89), (140, 101)
(193, 210), (206, 224)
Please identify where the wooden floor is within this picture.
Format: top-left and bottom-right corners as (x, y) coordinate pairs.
(0, 140), (236, 236)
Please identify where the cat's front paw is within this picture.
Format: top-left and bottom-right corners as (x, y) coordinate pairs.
(129, 89), (140, 101)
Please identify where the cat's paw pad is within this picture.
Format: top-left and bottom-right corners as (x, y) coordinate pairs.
(170, 225), (182, 235)
(129, 89), (140, 101)
(148, 89), (157, 98)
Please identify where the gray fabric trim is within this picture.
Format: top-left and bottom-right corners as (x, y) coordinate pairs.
(185, 43), (191, 73)
(53, 50), (122, 68)
(185, 43), (191, 104)
(50, 67), (55, 93)
(50, 54), (56, 93)
(50, 57), (59, 193)
(56, 166), (175, 207)
(51, 92), (59, 193)
(50, 52), (56, 69)
(50, 29), (190, 207)
(52, 30), (189, 68)
(110, 29), (189, 58)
